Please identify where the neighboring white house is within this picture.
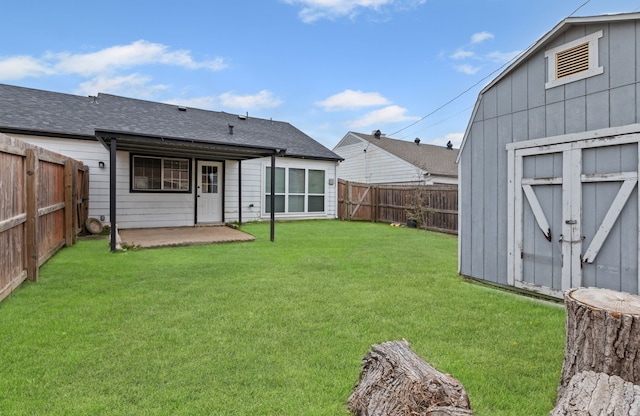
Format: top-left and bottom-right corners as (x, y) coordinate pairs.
(0, 84), (342, 239)
(458, 12), (640, 298)
(333, 131), (458, 185)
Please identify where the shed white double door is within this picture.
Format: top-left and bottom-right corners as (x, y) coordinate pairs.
(508, 132), (640, 298)
(196, 160), (222, 223)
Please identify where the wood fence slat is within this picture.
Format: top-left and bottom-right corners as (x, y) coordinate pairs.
(0, 133), (88, 302)
(65, 160), (73, 246)
(26, 149), (39, 282)
(337, 179), (458, 234)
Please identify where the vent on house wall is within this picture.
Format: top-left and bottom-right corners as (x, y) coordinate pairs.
(556, 42), (589, 79)
(545, 30), (603, 89)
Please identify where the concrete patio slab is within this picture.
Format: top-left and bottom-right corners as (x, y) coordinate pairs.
(117, 225), (255, 248)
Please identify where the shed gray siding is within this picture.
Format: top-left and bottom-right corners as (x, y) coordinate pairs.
(459, 18), (640, 288)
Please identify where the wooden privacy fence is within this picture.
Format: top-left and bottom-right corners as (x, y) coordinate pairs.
(337, 179), (458, 234)
(0, 133), (89, 302)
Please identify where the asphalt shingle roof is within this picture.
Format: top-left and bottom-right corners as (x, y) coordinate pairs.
(350, 132), (458, 176)
(0, 83), (341, 161)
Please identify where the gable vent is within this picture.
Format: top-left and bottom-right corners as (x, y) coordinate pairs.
(556, 42), (589, 79)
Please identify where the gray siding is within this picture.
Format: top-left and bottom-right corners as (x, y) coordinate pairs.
(459, 20), (640, 286)
(581, 144), (638, 293)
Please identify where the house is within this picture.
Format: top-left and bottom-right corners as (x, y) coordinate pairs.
(0, 83), (342, 249)
(457, 12), (640, 298)
(333, 131), (458, 185)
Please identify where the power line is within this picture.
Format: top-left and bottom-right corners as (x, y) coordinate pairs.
(568, 0), (591, 17)
(398, 105), (473, 140)
(387, 0), (596, 139)
(388, 54), (521, 137)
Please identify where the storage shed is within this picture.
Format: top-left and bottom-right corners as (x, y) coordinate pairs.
(458, 13), (640, 298)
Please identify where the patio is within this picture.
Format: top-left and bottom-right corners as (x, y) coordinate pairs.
(117, 225), (255, 249)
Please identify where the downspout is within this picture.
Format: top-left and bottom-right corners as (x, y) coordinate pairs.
(109, 137), (117, 252)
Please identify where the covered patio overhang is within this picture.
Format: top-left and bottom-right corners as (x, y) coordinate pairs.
(95, 129), (286, 251)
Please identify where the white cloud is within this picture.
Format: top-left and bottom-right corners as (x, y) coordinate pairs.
(471, 31), (494, 44)
(283, 0), (425, 23)
(486, 50), (521, 64)
(450, 49), (475, 60)
(164, 90), (284, 111)
(348, 105), (419, 128)
(219, 90), (283, 110)
(164, 95), (218, 110)
(52, 40), (227, 77)
(0, 40), (227, 82)
(445, 31), (519, 75)
(0, 55), (52, 80)
(316, 89), (390, 111)
(454, 64), (480, 75)
(75, 74), (168, 97)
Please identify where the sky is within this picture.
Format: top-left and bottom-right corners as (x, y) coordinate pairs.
(1, 0), (639, 150)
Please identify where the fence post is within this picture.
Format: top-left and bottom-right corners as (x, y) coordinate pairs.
(25, 149), (39, 282)
(82, 167), (89, 228)
(347, 181), (353, 220)
(72, 162), (79, 243)
(372, 185), (378, 222)
(64, 160), (74, 246)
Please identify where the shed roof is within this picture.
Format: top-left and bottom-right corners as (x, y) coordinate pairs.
(0, 83), (342, 161)
(457, 12), (640, 163)
(347, 131), (458, 176)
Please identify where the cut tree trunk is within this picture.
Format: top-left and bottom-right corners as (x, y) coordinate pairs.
(552, 371), (640, 415)
(348, 340), (471, 416)
(559, 287), (640, 398)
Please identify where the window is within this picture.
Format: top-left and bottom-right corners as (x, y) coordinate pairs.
(265, 166), (326, 214)
(545, 30), (603, 89)
(308, 170), (325, 212)
(131, 155), (191, 192)
(265, 167), (285, 213)
(201, 165), (218, 194)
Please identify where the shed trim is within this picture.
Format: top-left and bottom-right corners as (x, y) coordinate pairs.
(457, 12), (640, 163)
(505, 124), (640, 151)
(507, 131), (640, 298)
(544, 30), (603, 89)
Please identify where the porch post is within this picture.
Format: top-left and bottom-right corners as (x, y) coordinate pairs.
(238, 160), (242, 225)
(110, 137), (117, 252)
(270, 153), (276, 242)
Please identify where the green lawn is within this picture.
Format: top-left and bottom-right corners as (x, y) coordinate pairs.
(0, 220), (566, 415)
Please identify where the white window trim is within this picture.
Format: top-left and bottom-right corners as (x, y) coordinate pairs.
(131, 154), (191, 192)
(544, 30), (603, 89)
(262, 164), (326, 216)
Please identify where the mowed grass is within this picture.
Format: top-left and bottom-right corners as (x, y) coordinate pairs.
(0, 220), (565, 415)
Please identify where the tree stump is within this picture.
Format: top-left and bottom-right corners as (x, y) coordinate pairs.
(559, 288), (640, 398)
(348, 340), (472, 416)
(552, 371), (640, 415)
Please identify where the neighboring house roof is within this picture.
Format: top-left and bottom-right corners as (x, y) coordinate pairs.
(457, 12), (640, 163)
(0, 83), (342, 161)
(344, 131), (458, 176)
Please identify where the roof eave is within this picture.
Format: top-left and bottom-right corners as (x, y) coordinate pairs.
(95, 129), (284, 160)
(0, 126), (95, 141)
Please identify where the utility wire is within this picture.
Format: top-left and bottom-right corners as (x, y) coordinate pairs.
(399, 105), (473, 140)
(568, 0), (591, 17)
(388, 53), (521, 137)
(387, 0), (595, 139)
